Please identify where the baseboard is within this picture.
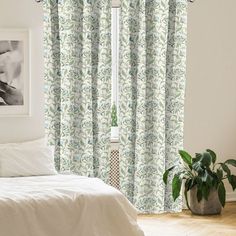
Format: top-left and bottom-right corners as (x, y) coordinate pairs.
(226, 192), (236, 202)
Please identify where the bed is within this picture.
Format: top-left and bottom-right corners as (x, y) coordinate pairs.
(0, 174), (144, 236)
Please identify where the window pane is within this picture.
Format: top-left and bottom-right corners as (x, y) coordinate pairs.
(111, 8), (119, 141)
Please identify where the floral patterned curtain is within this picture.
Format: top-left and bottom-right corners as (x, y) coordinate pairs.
(43, 0), (111, 182)
(119, 0), (187, 213)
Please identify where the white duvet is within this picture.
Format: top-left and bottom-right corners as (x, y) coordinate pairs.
(0, 174), (144, 236)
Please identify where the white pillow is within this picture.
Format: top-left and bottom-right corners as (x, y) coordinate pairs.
(0, 145), (57, 177)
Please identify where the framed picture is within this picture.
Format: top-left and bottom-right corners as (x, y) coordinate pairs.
(0, 29), (30, 117)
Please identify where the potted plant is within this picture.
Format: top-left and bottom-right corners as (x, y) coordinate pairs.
(111, 103), (119, 138)
(163, 149), (236, 215)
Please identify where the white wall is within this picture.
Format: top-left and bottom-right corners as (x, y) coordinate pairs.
(0, 0), (45, 142)
(185, 0), (236, 199)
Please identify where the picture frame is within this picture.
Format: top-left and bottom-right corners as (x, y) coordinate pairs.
(0, 29), (30, 117)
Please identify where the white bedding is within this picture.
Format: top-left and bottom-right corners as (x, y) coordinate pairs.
(0, 174), (144, 236)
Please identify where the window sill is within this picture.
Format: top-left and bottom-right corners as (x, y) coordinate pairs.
(111, 137), (119, 143)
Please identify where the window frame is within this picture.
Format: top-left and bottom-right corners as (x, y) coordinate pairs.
(111, 7), (120, 142)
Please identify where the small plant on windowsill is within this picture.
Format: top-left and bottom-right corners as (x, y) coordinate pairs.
(111, 103), (119, 141)
(111, 102), (118, 127)
(163, 149), (236, 215)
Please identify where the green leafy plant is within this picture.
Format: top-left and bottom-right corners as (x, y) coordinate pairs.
(163, 149), (236, 208)
(111, 103), (118, 127)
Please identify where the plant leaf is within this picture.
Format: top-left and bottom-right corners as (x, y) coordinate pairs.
(192, 161), (204, 173)
(193, 153), (202, 163)
(225, 159), (236, 167)
(195, 153), (202, 159)
(195, 176), (203, 186)
(202, 184), (210, 201)
(172, 174), (182, 201)
(185, 178), (191, 191)
(179, 150), (192, 166)
(206, 149), (217, 164)
(218, 182), (226, 207)
(216, 169), (223, 181)
(201, 152), (212, 167)
(184, 187), (191, 210)
(206, 173), (213, 187)
(202, 170), (208, 182)
(221, 163), (231, 176)
(197, 188), (203, 202)
(228, 175), (236, 191)
(163, 166), (175, 185)
(185, 178), (195, 191)
(211, 172), (220, 188)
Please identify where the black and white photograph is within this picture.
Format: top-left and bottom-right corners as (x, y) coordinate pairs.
(0, 29), (30, 117)
(0, 40), (24, 106)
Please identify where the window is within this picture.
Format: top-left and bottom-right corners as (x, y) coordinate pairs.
(111, 8), (119, 142)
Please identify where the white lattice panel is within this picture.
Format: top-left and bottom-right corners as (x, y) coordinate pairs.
(109, 143), (120, 189)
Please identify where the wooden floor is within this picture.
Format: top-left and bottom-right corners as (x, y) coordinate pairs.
(138, 202), (236, 236)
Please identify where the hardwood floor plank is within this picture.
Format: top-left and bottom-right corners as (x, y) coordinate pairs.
(138, 202), (236, 236)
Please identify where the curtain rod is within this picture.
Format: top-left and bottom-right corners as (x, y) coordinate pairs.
(35, 0), (196, 3)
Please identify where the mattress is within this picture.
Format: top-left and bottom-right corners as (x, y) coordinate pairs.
(0, 174), (144, 236)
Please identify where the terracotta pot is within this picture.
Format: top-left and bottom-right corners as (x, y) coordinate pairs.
(189, 186), (222, 215)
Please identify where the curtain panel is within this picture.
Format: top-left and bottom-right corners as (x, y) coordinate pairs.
(119, 0), (187, 213)
(43, 0), (111, 182)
